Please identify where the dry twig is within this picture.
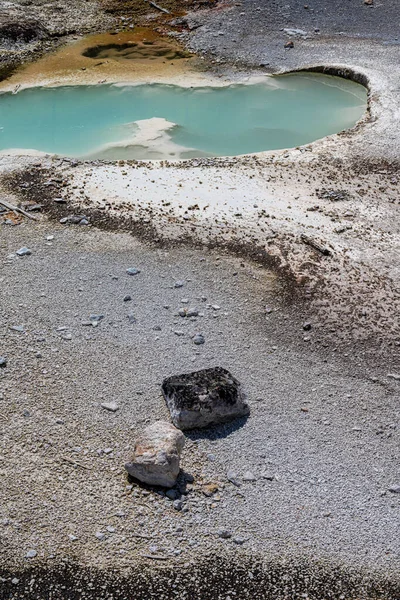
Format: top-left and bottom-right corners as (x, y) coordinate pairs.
(60, 456), (91, 470)
(0, 199), (38, 221)
(148, 0), (170, 13)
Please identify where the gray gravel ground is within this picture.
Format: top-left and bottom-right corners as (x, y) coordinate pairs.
(0, 219), (399, 597)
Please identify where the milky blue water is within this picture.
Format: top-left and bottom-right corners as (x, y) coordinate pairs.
(0, 73), (367, 159)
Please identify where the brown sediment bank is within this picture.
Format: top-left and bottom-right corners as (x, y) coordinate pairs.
(0, 28), (198, 92)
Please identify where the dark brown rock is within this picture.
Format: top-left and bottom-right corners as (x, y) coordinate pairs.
(162, 367), (249, 430)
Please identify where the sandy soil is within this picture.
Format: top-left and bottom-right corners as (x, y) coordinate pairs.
(0, 29), (197, 92)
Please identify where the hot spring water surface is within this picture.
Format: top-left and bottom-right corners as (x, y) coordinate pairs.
(0, 74), (367, 159)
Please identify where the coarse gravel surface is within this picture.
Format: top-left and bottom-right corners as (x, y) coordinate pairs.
(0, 219), (399, 598)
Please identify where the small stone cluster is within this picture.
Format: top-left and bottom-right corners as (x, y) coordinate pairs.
(124, 367), (249, 488)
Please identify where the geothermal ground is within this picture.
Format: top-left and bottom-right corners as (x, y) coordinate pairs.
(0, 0), (399, 598)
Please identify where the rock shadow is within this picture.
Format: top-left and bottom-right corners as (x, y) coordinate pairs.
(185, 414), (249, 441)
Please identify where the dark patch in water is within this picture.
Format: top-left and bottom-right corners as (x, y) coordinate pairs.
(82, 42), (191, 61)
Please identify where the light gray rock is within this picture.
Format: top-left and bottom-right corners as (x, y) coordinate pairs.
(126, 268), (140, 276)
(25, 549), (37, 558)
(389, 485), (400, 494)
(16, 247), (31, 257)
(284, 27), (307, 37)
(227, 470), (241, 487)
(162, 367), (249, 430)
(101, 402), (119, 412)
(0, 357), (7, 368)
(243, 471), (257, 482)
(173, 499), (183, 511)
(125, 421), (185, 487)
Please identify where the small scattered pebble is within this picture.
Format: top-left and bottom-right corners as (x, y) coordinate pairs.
(126, 268), (140, 276)
(90, 314), (104, 323)
(166, 489), (179, 501)
(387, 373), (400, 381)
(192, 333), (205, 345)
(227, 470), (241, 487)
(388, 485), (400, 494)
(0, 357), (7, 368)
(174, 281), (184, 288)
(243, 471), (257, 482)
(178, 306), (199, 318)
(217, 529), (232, 539)
(16, 247), (31, 257)
(25, 549), (37, 558)
(123, 295), (132, 302)
(60, 215), (88, 225)
(233, 536), (246, 545)
(101, 402), (119, 413)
